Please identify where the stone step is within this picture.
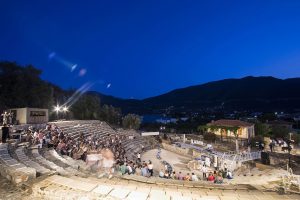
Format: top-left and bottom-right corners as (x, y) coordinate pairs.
(30, 148), (71, 176)
(48, 149), (79, 169)
(15, 147), (52, 175)
(62, 155), (88, 170)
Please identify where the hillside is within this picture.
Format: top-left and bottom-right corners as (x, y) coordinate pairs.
(96, 76), (300, 113)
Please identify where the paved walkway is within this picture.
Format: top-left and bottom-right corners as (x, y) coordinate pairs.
(142, 148), (199, 176)
(142, 148), (287, 186)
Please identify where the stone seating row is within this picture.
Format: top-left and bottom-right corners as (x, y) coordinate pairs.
(0, 143), (36, 184)
(15, 147), (52, 175)
(123, 137), (151, 160)
(30, 174), (300, 200)
(30, 148), (72, 176)
(40, 148), (87, 177)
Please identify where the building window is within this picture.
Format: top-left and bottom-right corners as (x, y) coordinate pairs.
(30, 111), (46, 117)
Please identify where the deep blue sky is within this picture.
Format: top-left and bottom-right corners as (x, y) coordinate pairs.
(1, 0), (300, 99)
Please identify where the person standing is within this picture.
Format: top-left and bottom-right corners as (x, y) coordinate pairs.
(1, 112), (8, 125)
(148, 161), (153, 176)
(1, 124), (9, 143)
(137, 153), (141, 162)
(202, 165), (207, 179)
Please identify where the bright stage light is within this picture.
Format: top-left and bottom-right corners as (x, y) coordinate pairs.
(54, 105), (61, 112)
(63, 106), (68, 112)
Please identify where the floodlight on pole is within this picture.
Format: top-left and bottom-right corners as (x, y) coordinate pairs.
(54, 105), (61, 112)
(54, 105), (61, 120)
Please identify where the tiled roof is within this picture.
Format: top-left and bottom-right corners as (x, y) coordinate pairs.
(208, 119), (253, 127)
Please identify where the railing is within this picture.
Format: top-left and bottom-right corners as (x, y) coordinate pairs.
(179, 142), (261, 162)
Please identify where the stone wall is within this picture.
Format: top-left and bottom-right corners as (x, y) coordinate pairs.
(0, 163), (36, 185)
(161, 143), (190, 157)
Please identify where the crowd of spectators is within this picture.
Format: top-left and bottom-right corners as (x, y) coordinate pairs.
(24, 124), (127, 163)
(21, 123), (231, 184)
(115, 159), (154, 177)
(158, 167), (232, 184)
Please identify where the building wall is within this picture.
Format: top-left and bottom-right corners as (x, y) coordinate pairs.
(10, 108), (27, 124)
(9, 108), (48, 124)
(208, 125), (255, 139)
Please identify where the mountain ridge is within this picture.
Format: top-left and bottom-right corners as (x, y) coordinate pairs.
(89, 76), (300, 114)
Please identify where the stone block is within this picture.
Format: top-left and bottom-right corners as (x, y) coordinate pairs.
(126, 191), (148, 200)
(109, 188), (131, 199)
(92, 185), (113, 196)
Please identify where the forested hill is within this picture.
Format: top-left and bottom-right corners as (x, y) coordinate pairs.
(1, 62), (300, 115)
(0, 62), (65, 110)
(140, 76), (300, 112)
(96, 76), (300, 113)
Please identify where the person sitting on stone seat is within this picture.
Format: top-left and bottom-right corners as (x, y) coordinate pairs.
(214, 173), (223, 184)
(207, 172), (215, 182)
(126, 164), (133, 175)
(147, 161), (153, 176)
(159, 169), (164, 178)
(191, 173), (199, 181)
(120, 162), (126, 175)
(141, 163), (149, 177)
(137, 165), (143, 176)
(226, 170), (233, 179)
(177, 171), (183, 180)
(170, 171), (176, 179)
(164, 170), (170, 179)
(184, 173), (191, 181)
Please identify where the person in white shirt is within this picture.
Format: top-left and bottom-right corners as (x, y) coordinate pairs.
(127, 164), (133, 174)
(202, 165), (207, 179)
(191, 173), (199, 181)
(137, 153), (141, 162)
(159, 169), (164, 178)
(148, 161), (153, 176)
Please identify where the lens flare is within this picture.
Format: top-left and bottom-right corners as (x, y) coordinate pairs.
(48, 52), (56, 59)
(71, 64), (77, 72)
(79, 68), (87, 76)
(61, 82), (95, 108)
(48, 51), (78, 72)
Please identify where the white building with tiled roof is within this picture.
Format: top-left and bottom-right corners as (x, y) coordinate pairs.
(207, 119), (255, 140)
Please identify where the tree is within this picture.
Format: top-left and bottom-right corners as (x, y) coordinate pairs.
(271, 126), (290, 139)
(122, 114), (141, 130)
(0, 62), (54, 110)
(203, 132), (216, 142)
(258, 113), (276, 123)
(100, 104), (122, 125)
(197, 125), (207, 134)
(71, 94), (101, 120)
(255, 122), (271, 136)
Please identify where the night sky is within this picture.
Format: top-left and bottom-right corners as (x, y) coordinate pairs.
(1, 0), (300, 99)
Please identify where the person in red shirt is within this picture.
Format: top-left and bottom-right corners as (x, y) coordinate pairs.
(207, 172), (215, 182)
